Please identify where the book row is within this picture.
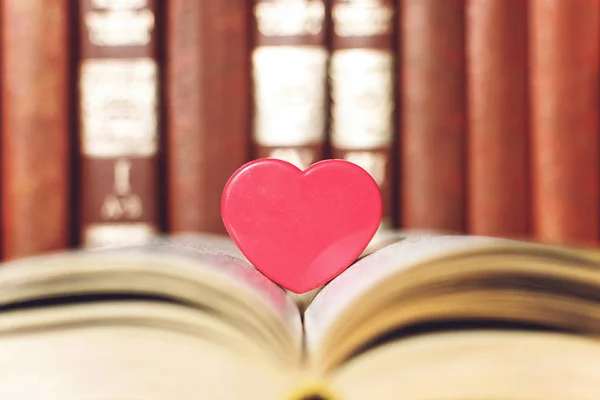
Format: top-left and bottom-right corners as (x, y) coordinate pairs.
(0, 0), (598, 260)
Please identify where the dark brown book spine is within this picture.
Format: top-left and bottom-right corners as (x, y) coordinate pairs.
(1, 0), (71, 259)
(330, 0), (395, 229)
(78, 0), (160, 247)
(466, 0), (529, 238)
(166, 0), (250, 233)
(529, 0), (599, 245)
(252, 0), (328, 169)
(400, 0), (466, 232)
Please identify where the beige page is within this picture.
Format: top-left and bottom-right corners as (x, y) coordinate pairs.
(0, 241), (307, 399)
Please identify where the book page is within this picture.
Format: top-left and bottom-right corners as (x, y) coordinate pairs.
(138, 234), (303, 340)
(359, 228), (440, 258)
(304, 234), (508, 350)
(3, 232), (303, 356)
(166, 232), (320, 312)
(0, 302), (295, 400)
(161, 232), (249, 259)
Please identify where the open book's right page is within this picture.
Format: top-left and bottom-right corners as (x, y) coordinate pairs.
(303, 234), (508, 351)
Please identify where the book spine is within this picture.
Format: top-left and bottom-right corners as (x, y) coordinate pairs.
(78, 0), (160, 247)
(1, 0), (71, 259)
(166, 0), (250, 233)
(529, 0), (599, 245)
(400, 0), (466, 232)
(466, 0), (529, 237)
(252, 0), (328, 169)
(330, 0), (395, 229)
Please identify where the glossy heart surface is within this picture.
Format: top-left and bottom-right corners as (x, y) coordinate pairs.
(221, 158), (382, 293)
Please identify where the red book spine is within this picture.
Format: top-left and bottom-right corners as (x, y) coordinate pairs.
(166, 0), (250, 233)
(466, 0), (529, 238)
(330, 0), (396, 229)
(529, 0), (599, 245)
(400, 0), (466, 232)
(78, 0), (160, 247)
(1, 0), (71, 259)
(252, 0), (328, 169)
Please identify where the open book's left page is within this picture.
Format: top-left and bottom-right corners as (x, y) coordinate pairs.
(0, 233), (304, 366)
(98, 232), (304, 357)
(147, 233), (303, 340)
(0, 232), (302, 399)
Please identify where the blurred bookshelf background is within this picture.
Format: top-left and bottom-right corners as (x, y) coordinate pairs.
(0, 0), (598, 261)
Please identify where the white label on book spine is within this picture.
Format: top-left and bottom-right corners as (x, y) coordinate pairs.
(84, 223), (157, 249)
(268, 148), (317, 170)
(330, 49), (394, 149)
(253, 46), (328, 147)
(332, 0), (394, 37)
(80, 58), (158, 157)
(86, 0), (154, 47)
(343, 151), (387, 186)
(254, 0), (325, 37)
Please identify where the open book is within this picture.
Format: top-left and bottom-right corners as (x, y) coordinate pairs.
(1, 232), (600, 399)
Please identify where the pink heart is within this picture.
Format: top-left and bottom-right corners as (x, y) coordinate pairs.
(221, 158), (382, 293)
